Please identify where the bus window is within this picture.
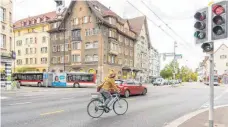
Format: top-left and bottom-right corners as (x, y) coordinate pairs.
(81, 75), (93, 82)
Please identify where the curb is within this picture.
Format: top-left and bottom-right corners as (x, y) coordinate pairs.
(164, 104), (228, 127)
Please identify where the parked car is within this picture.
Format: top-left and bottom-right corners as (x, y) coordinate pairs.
(153, 78), (165, 86)
(113, 80), (147, 98)
(163, 80), (169, 85)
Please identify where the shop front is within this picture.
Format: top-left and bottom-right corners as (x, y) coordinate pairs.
(1, 51), (16, 90)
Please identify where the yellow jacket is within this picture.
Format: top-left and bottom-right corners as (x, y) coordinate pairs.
(99, 78), (119, 91)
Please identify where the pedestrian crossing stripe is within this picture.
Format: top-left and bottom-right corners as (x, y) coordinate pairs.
(1, 96), (9, 99)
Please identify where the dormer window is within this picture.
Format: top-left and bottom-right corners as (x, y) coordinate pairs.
(28, 20), (31, 25)
(94, 5), (100, 11)
(23, 21), (26, 26)
(40, 18), (43, 22)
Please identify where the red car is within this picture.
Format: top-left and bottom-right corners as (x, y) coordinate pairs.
(114, 80), (147, 98)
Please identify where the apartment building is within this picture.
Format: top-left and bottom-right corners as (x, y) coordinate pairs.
(149, 47), (160, 77)
(13, 11), (56, 72)
(0, 0), (15, 89)
(200, 44), (228, 84)
(128, 16), (151, 82)
(48, 1), (137, 82)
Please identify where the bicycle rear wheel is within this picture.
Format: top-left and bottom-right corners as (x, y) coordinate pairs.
(113, 98), (128, 115)
(87, 99), (104, 118)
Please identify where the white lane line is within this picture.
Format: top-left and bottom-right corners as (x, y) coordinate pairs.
(1, 96), (9, 100)
(200, 88), (228, 109)
(9, 102), (32, 106)
(60, 97), (74, 100)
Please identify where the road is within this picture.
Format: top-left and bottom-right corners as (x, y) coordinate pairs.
(1, 83), (228, 127)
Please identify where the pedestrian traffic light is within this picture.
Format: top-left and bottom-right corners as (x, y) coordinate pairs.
(211, 1), (228, 40)
(201, 42), (214, 52)
(194, 8), (208, 44)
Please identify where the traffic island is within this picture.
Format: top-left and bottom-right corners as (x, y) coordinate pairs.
(178, 106), (228, 127)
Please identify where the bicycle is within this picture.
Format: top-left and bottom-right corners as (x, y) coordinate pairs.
(87, 92), (128, 118)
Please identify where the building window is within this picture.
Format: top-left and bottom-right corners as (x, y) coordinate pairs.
(60, 44), (64, 51)
(125, 48), (128, 55)
(85, 42), (93, 49)
(93, 41), (98, 48)
(130, 40), (133, 47)
(42, 36), (46, 43)
(30, 48), (33, 54)
(34, 48), (36, 53)
(72, 42), (81, 50)
(220, 55), (227, 59)
(130, 60), (133, 67)
(57, 45), (60, 52)
(74, 18), (79, 25)
(83, 16), (88, 23)
(111, 55), (115, 64)
(93, 54), (98, 61)
(34, 58), (37, 64)
(41, 47), (47, 53)
(72, 30), (81, 41)
(30, 38), (33, 43)
(26, 48), (29, 54)
(30, 58), (33, 64)
(52, 57), (56, 64)
(26, 58), (29, 64)
(53, 45), (57, 52)
(125, 38), (129, 45)
(0, 7), (6, 22)
(41, 57), (47, 64)
(85, 55), (92, 62)
(65, 55), (69, 63)
(60, 56), (64, 63)
(17, 59), (22, 65)
(0, 34), (6, 48)
(130, 50), (133, 57)
(17, 50), (21, 56)
(72, 54), (81, 62)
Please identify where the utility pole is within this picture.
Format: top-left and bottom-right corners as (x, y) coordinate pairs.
(209, 43), (214, 127)
(173, 41), (177, 80)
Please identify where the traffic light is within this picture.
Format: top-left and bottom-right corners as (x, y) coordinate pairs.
(211, 1), (228, 40)
(201, 42), (214, 52)
(194, 8), (208, 44)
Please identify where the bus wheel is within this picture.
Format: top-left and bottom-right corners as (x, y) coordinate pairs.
(73, 83), (80, 88)
(37, 82), (41, 87)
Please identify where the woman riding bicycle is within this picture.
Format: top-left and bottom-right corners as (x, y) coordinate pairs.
(97, 71), (120, 107)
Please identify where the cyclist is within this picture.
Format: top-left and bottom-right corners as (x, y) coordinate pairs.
(97, 71), (120, 107)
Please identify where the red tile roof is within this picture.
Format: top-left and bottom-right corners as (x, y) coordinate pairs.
(128, 16), (146, 34)
(14, 11), (57, 28)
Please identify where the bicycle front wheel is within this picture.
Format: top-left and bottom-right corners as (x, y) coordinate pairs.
(113, 98), (128, 115)
(87, 99), (104, 118)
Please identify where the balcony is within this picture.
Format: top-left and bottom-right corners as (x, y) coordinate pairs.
(109, 50), (118, 55)
(109, 38), (119, 55)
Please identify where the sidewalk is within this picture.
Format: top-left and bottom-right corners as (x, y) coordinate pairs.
(179, 106), (228, 127)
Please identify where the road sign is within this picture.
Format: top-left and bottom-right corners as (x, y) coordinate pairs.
(175, 54), (182, 59)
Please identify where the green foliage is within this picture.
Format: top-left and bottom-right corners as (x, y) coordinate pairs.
(16, 67), (38, 72)
(160, 61), (198, 82)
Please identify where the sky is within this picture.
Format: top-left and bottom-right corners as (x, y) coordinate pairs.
(12, 0), (228, 71)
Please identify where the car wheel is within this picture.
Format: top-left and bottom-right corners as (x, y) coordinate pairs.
(124, 90), (130, 98)
(142, 88), (147, 95)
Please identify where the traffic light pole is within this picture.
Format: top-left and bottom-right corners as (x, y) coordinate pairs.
(209, 42), (214, 127)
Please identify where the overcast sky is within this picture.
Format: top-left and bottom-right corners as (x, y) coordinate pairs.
(12, 0), (228, 70)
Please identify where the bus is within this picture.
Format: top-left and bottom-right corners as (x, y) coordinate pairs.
(13, 72), (44, 87)
(52, 72), (96, 88)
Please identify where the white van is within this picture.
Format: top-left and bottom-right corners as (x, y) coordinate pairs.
(153, 78), (165, 86)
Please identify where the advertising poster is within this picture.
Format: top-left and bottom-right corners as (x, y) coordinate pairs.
(52, 73), (67, 87)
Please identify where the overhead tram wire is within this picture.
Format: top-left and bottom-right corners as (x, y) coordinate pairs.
(141, 0), (193, 49)
(127, 1), (178, 42)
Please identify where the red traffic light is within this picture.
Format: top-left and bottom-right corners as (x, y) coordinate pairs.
(212, 5), (225, 15)
(194, 12), (206, 21)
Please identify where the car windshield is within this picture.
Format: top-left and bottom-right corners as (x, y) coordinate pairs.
(115, 80), (123, 85)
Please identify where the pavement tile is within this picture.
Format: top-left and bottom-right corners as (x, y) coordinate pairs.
(178, 106), (228, 127)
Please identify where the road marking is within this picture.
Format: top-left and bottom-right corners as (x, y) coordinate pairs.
(199, 88), (228, 109)
(40, 110), (64, 116)
(60, 97), (74, 100)
(1, 96), (9, 100)
(9, 102), (32, 106)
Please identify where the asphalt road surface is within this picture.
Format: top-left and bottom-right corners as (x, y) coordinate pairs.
(1, 83), (228, 127)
